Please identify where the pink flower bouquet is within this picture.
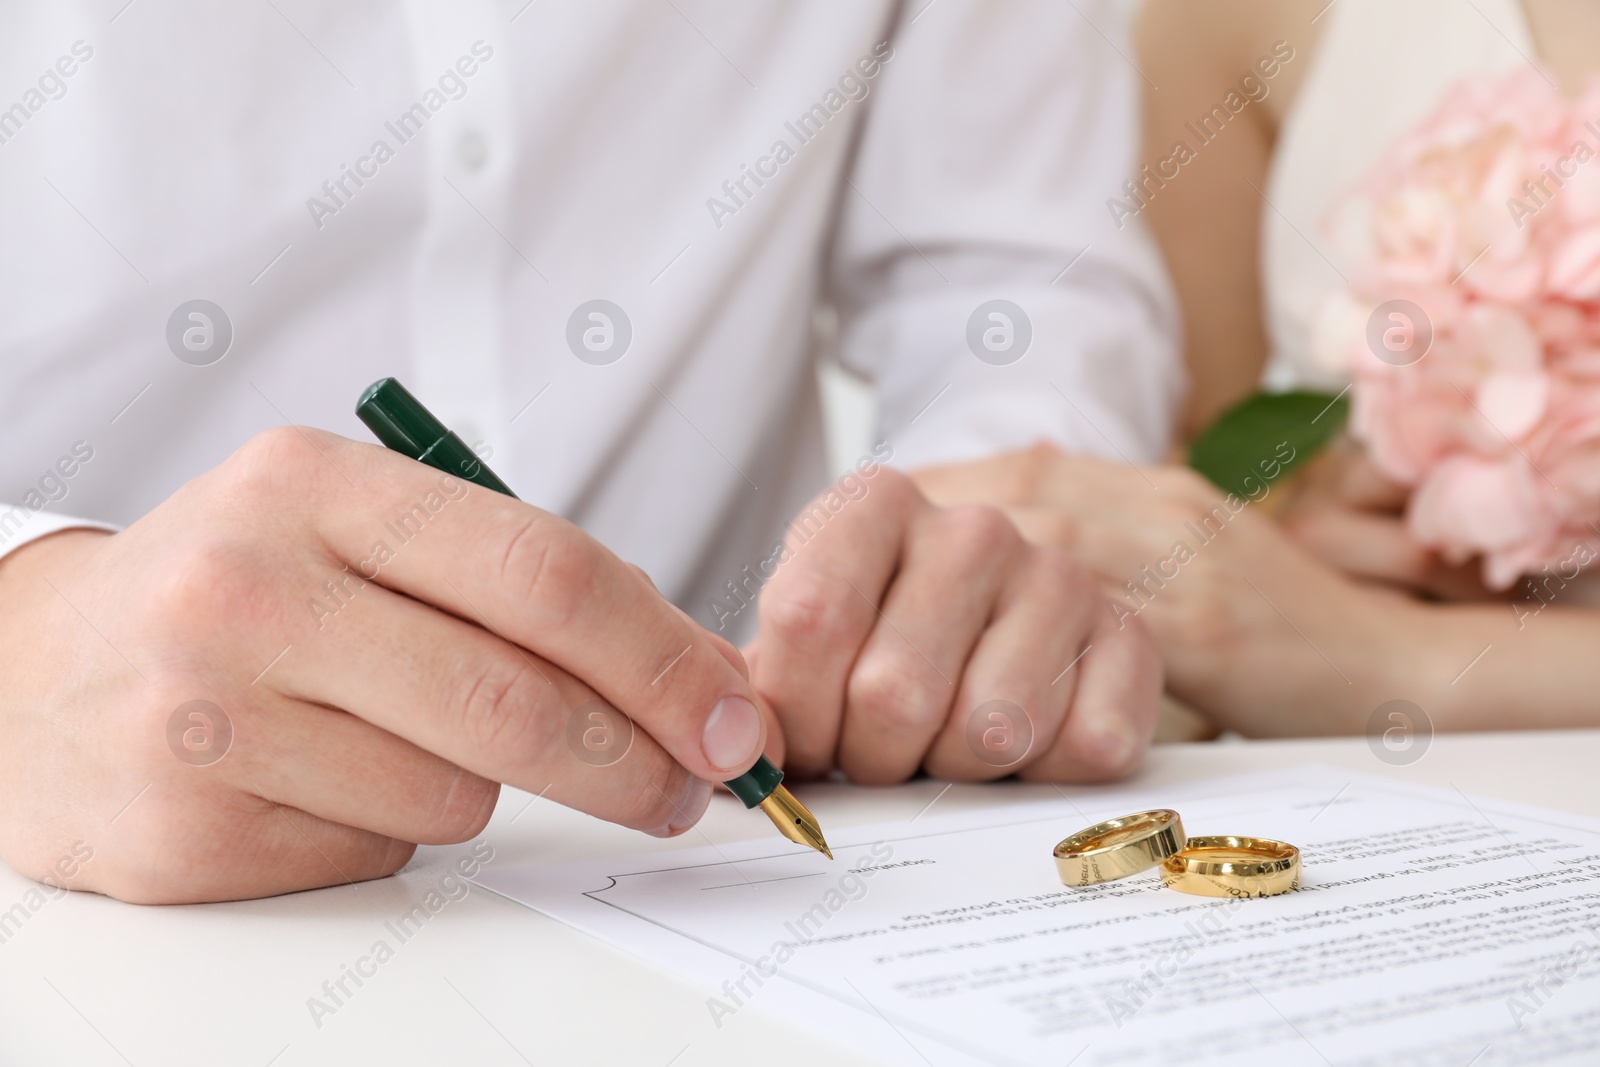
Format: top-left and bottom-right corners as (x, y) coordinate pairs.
(1317, 67), (1600, 588)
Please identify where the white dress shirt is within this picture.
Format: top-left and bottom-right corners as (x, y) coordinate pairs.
(0, 0), (1179, 637)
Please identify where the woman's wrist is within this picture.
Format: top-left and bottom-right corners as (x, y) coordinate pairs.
(1402, 599), (1575, 731)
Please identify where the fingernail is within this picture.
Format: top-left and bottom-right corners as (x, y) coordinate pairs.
(702, 696), (762, 773)
(674, 777), (714, 833)
(647, 777), (712, 838)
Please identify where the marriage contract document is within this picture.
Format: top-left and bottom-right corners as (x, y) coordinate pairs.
(474, 769), (1600, 1066)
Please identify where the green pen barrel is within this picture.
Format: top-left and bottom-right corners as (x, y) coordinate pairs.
(725, 755), (784, 808)
(356, 377), (514, 497)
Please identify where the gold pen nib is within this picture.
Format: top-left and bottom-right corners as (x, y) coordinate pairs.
(758, 784), (832, 859)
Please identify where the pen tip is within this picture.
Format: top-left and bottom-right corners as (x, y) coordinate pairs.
(760, 785), (833, 860)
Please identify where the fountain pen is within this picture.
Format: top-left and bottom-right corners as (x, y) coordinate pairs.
(355, 377), (831, 859)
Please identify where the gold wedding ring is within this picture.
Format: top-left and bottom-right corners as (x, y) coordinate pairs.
(1160, 835), (1300, 898)
(1054, 809), (1185, 886)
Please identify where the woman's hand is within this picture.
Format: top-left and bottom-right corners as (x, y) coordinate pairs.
(1277, 441), (1500, 602)
(914, 445), (1446, 736)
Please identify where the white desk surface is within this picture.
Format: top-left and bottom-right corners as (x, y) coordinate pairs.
(2, 729), (1596, 1067)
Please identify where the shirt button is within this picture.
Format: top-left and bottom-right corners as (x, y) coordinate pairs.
(456, 129), (489, 171)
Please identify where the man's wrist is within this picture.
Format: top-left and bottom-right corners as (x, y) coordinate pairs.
(0, 511), (118, 568)
(0, 527), (111, 583)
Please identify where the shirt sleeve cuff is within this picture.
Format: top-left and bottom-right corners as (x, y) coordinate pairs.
(0, 508), (119, 562)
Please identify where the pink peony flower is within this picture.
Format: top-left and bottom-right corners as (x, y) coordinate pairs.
(1318, 67), (1600, 588)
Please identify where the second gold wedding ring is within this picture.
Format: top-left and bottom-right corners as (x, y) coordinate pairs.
(1054, 809), (1185, 886)
(1160, 835), (1301, 898)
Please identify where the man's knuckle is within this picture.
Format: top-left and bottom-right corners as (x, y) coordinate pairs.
(761, 578), (857, 649)
(221, 426), (326, 500)
(148, 540), (262, 630)
(499, 516), (596, 630)
(456, 661), (551, 758)
(869, 466), (918, 510)
(939, 504), (1020, 560)
(848, 656), (945, 733)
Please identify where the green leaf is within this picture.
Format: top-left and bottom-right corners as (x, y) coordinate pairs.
(1187, 390), (1348, 497)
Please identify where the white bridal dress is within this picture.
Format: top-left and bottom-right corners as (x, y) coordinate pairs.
(1261, 0), (1538, 389)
